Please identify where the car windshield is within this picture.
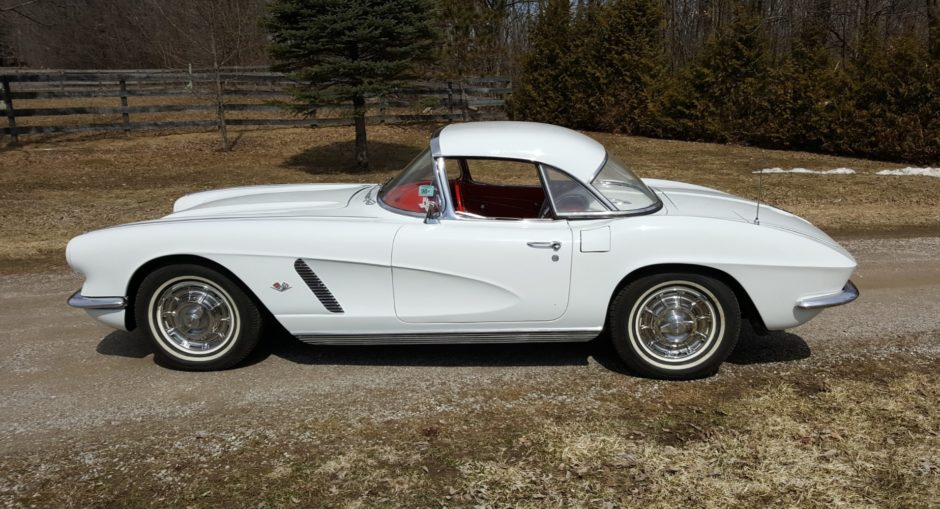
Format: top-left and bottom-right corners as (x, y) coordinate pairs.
(591, 155), (660, 212)
(377, 148), (438, 214)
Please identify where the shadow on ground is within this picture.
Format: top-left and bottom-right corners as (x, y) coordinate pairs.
(727, 326), (811, 365)
(97, 331), (151, 358)
(282, 139), (420, 174)
(96, 325), (811, 374)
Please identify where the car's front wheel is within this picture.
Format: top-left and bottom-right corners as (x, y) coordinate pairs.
(609, 273), (740, 380)
(135, 264), (262, 370)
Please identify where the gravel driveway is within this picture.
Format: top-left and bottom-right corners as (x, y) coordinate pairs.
(1, 235), (938, 508)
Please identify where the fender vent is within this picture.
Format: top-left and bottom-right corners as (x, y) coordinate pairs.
(293, 259), (344, 313)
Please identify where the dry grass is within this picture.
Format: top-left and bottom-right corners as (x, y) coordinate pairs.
(1, 124), (938, 273)
(2, 354), (936, 507)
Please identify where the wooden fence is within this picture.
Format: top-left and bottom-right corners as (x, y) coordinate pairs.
(0, 68), (511, 141)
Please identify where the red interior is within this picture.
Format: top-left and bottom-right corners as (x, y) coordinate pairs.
(383, 177), (546, 219)
(381, 180), (434, 213)
(452, 179), (544, 218)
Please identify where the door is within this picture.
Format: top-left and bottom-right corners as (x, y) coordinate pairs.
(392, 219), (573, 323)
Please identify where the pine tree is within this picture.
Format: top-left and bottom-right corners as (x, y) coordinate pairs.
(266, 0), (435, 171)
(758, 0), (843, 151)
(510, 0), (573, 124)
(929, 0), (940, 59)
(848, 37), (940, 162)
(567, 0), (666, 133)
(663, 8), (773, 142)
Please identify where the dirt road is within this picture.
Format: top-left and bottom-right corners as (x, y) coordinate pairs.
(1, 235), (938, 508)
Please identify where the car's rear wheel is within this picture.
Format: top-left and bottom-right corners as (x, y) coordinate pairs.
(609, 273), (740, 380)
(135, 264), (261, 370)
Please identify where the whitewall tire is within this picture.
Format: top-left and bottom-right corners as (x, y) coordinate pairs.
(135, 264), (262, 370)
(609, 273), (740, 379)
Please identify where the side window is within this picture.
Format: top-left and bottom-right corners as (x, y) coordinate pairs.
(443, 158), (463, 181)
(465, 159), (542, 187)
(542, 165), (608, 214)
(447, 158), (546, 219)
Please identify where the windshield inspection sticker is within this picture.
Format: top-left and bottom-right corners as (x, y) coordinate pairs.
(418, 185), (436, 197)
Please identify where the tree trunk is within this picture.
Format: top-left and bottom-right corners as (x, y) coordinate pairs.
(353, 92), (368, 171)
(214, 66), (229, 152)
(211, 35), (229, 152)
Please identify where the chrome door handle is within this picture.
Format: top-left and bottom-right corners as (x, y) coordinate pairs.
(527, 241), (562, 251)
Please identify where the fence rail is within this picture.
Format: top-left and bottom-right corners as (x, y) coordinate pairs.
(0, 69), (511, 141)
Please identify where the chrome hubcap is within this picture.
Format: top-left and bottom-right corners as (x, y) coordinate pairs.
(153, 279), (235, 355)
(634, 284), (719, 361)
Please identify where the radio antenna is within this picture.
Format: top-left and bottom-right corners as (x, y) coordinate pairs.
(754, 170), (763, 225)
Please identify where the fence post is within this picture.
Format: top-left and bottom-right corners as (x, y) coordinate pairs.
(119, 79), (130, 134)
(1, 77), (17, 143)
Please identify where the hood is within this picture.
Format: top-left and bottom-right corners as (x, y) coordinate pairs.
(643, 178), (845, 251)
(166, 183), (375, 219)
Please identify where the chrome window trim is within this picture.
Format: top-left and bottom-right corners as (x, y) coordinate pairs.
(378, 138), (663, 220)
(430, 126), (444, 157)
(437, 155), (554, 222)
(586, 153), (664, 218)
(553, 204), (663, 220)
(538, 162), (615, 214)
(376, 146), (442, 219)
(539, 162), (663, 219)
(433, 155), (456, 220)
(590, 153), (608, 182)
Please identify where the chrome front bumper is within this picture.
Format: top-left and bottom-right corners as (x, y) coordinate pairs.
(67, 290), (127, 310)
(796, 281), (859, 310)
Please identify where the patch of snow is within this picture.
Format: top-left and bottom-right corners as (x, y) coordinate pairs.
(754, 166), (940, 177)
(753, 167), (856, 175)
(876, 167), (940, 178)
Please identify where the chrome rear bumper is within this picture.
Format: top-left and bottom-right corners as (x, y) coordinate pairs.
(67, 290), (127, 310)
(796, 281), (859, 309)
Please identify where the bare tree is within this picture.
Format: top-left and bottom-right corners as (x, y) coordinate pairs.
(1, 0), (936, 81)
(148, 0), (269, 151)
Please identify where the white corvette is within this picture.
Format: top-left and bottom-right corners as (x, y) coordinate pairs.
(67, 121), (858, 379)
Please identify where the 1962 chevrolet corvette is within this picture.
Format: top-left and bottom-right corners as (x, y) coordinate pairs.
(67, 121), (858, 379)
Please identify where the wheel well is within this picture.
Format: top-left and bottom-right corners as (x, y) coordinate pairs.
(124, 254), (271, 331)
(609, 263), (768, 335)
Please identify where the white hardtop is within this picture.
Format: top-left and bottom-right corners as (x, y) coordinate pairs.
(436, 121), (608, 183)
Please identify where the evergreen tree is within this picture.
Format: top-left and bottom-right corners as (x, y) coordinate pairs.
(847, 37), (940, 162)
(662, 8), (773, 142)
(930, 0), (940, 59)
(266, 0), (435, 170)
(567, 0), (666, 133)
(510, 0), (573, 124)
(758, 1), (844, 151)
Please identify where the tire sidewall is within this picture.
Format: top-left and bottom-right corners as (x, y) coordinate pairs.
(611, 273), (740, 379)
(146, 275), (242, 363)
(135, 264), (261, 370)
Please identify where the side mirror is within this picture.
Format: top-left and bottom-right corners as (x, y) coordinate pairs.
(424, 197), (441, 224)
